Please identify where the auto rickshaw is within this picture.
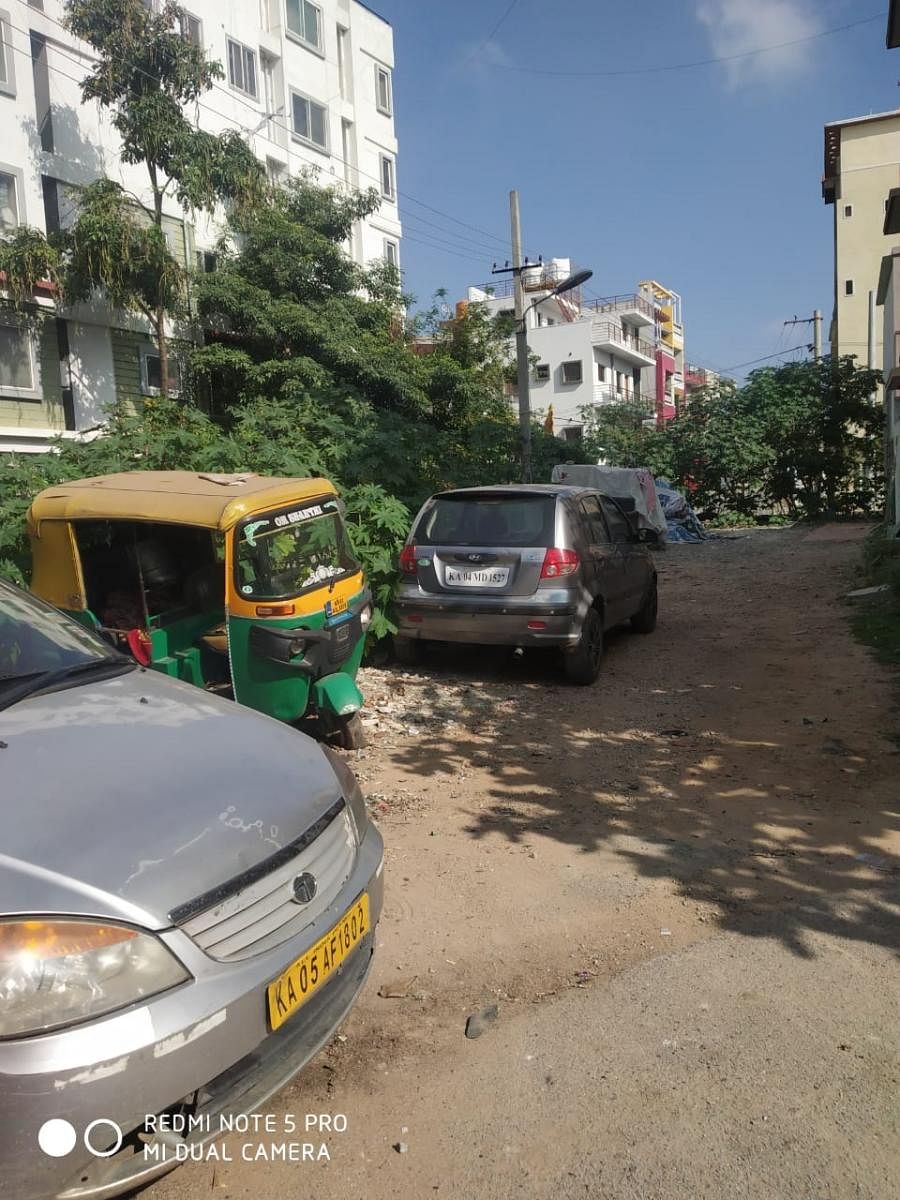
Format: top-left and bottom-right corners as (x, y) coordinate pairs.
(26, 471), (371, 748)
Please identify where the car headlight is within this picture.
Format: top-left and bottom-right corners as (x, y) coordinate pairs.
(0, 919), (190, 1039)
(359, 604), (373, 631)
(322, 746), (368, 838)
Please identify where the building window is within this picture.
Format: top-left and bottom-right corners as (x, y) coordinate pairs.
(597, 364), (606, 383)
(140, 344), (182, 396)
(379, 154), (395, 200)
(375, 64), (392, 115)
(195, 249), (217, 273)
(0, 10), (17, 98)
(290, 89), (328, 150)
(226, 38), (258, 99)
(845, 279), (854, 296)
(286, 0), (322, 52)
(562, 360), (583, 384)
(562, 425), (583, 443)
(0, 169), (19, 231)
(0, 321), (40, 399)
(843, 203), (853, 218)
(383, 238), (399, 269)
(615, 371), (624, 394)
(179, 11), (202, 45)
(535, 363), (550, 381)
(30, 32), (53, 150)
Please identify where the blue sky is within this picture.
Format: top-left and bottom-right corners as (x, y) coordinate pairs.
(373, 0), (897, 379)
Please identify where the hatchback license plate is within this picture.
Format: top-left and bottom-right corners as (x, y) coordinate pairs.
(266, 893), (370, 1031)
(445, 567), (509, 587)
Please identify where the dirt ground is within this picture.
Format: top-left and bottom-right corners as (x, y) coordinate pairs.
(152, 527), (899, 1200)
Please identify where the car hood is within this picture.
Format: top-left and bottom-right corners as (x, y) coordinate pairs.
(0, 670), (344, 929)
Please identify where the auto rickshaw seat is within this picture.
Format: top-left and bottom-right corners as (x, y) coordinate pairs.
(198, 623), (229, 655)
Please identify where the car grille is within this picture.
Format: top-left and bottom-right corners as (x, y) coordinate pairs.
(178, 804), (357, 962)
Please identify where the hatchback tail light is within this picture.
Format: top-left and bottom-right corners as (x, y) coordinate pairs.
(540, 548), (579, 578)
(399, 543), (418, 574)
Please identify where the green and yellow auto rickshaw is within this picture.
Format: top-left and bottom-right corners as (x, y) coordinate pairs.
(27, 471), (371, 747)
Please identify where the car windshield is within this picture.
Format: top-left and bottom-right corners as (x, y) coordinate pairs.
(234, 499), (359, 601)
(0, 582), (119, 681)
(416, 494), (557, 547)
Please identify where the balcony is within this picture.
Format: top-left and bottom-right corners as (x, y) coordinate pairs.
(587, 293), (658, 327)
(477, 263), (575, 301)
(592, 387), (657, 415)
(591, 320), (656, 366)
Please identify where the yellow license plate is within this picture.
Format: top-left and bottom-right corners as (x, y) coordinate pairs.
(326, 594), (348, 617)
(267, 893), (370, 1031)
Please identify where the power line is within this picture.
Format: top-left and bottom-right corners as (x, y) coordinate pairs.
(399, 210), (507, 256)
(721, 346), (810, 372)
(465, 0), (523, 66)
(492, 12), (884, 77)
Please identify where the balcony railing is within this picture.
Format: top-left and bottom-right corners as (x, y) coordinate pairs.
(592, 387), (657, 414)
(591, 320), (656, 361)
(476, 263), (575, 300)
(586, 293), (658, 322)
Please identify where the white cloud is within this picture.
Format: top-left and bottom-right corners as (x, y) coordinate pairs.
(695, 0), (822, 87)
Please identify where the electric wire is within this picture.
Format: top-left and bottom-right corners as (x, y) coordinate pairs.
(491, 12), (885, 77)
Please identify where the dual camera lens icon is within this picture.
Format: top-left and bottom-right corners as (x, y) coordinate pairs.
(38, 1117), (124, 1159)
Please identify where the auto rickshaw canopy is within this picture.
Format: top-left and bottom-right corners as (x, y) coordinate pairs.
(28, 471), (338, 534)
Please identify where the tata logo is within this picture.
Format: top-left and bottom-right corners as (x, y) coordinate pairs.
(290, 872), (318, 905)
(467, 554), (485, 563)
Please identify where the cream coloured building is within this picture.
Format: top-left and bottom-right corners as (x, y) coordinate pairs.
(822, 110), (900, 370)
(0, 0), (401, 451)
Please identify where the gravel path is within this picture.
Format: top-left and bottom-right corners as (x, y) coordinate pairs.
(151, 527), (900, 1200)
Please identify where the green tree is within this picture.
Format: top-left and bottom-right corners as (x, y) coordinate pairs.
(660, 381), (774, 516)
(627, 358), (884, 520)
(581, 400), (671, 474)
(740, 356), (883, 516)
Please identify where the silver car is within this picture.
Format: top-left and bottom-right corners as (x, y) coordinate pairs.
(0, 580), (383, 1200)
(394, 484), (658, 684)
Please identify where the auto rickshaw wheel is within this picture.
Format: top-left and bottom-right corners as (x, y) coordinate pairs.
(331, 711), (366, 751)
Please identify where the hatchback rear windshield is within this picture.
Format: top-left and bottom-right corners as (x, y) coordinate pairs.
(416, 495), (557, 547)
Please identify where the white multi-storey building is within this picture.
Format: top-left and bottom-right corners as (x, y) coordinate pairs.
(0, 0), (401, 451)
(465, 262), (671, 442)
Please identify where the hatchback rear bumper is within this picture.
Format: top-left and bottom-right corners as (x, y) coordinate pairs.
(395, 594), (584, 647)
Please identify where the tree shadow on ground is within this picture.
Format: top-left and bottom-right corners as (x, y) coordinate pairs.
(382, 584), (900, 961)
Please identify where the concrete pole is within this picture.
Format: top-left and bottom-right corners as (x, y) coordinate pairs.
(813, 309), (822, 360)
(510, 190), (532, 483)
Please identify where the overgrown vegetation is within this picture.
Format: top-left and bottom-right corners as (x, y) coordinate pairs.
(849, 525), (900, 667)
(581, 357), (883, 523)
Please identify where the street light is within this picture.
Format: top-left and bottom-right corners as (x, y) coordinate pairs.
(515, 268), (593, 482)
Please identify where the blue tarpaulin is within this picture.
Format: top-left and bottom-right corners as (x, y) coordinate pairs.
(655, 479), (707, 543)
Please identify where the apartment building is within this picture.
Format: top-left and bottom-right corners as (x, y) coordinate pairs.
(639, 280), (683, 419)
(822, 110), (900, 372)
(684, 362), (720, 397)
(0, 0), (401, 451)
(465, 263), (683, 440)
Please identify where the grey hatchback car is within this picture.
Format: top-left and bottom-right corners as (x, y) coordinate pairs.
(394, 484), (658, 684)
(0, 579), (383, 1200)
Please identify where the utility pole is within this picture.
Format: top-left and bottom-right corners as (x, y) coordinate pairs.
(492, 197), (592, 482)
(784, 312), (823, 359)
(509, 191), (532, 482)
